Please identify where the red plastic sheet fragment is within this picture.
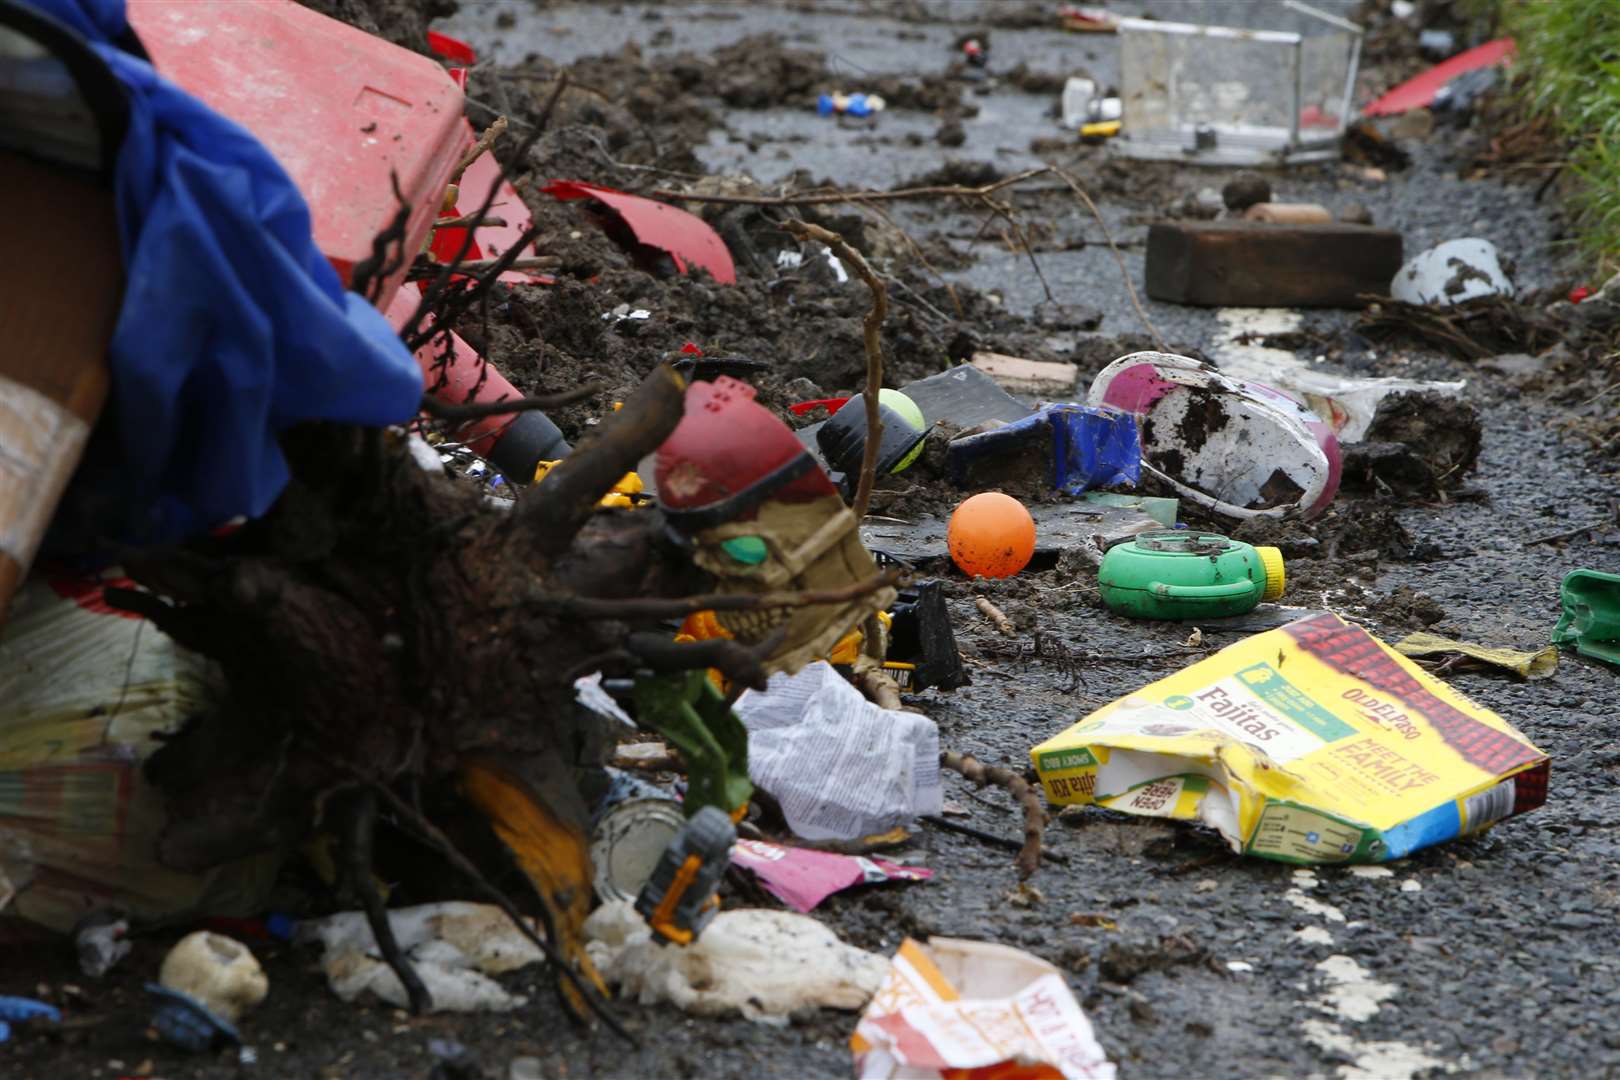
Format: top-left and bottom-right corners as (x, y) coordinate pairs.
(1362, 38), (1515, 117)
(543, 181), (736, 285)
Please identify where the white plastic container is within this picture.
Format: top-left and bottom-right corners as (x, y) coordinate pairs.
(1088, 352), (1342, 520)
(1390, 238), (1514, 306)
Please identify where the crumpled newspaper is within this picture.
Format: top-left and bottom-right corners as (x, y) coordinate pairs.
(732, 661), (942, 841)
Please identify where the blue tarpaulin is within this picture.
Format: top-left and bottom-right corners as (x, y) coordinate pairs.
(29, 0), (424, 548)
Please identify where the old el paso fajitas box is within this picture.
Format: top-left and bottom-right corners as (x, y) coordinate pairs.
(1031, 613), (1549, 863)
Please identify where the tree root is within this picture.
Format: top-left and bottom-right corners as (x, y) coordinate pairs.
(336, 788), (432, 1015)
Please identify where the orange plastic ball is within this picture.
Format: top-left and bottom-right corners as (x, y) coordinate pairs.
(948, 492), (1036, 578)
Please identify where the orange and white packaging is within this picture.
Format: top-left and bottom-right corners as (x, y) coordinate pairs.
(851, 937), (1114, 1080)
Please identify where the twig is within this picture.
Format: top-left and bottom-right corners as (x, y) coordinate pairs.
(922, 815), (1068, 866)
(855, 666), (904, 710)
(418, 382), (604, 423)
(533, 71), (569, 136)
(783, 219), (886, 519)
(651, 167), (1051, 207)
(1049, 165), (1167, 351)
(402, 124), (546, 352)
(406, 255), (560, 281)
(975, 596), (1016, 637)
(349, 173), (411, 305)
(851, 197), (965, 318)
(940, 751), (1045, 878)
(1524, 521), (1608, 546)
(534, 569), (905, 622)
(431, 214), (509, 231)
(466, 97), (534, 132)
(982, 195), (1055, 305)
(451, 116), (508, 186)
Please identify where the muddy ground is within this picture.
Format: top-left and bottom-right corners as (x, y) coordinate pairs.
(6, 0), (1620, 1077)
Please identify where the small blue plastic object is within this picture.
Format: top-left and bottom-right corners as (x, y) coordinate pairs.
(946, 403), (1140, 494)
(146, 983), (241, 1052)
(0, 996), (61, 1043)
(845, 93), (876, 118)
(264, 912), (298, 941)
(1047, 403), (1140, 494)
(816, 93), (836, 116)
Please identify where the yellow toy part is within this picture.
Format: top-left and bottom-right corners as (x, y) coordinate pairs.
(533, 460), (644, 508)
(457, 758), (607, 1019)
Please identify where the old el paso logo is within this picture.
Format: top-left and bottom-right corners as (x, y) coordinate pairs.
(1192, 686), (1285, 741)
(1341, 687), (1422, 740)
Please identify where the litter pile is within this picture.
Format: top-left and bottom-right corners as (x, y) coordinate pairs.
(2, 0), (1615, 1076)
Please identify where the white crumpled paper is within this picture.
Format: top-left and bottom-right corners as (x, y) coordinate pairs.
(297, 901), (545, 1012)
(585, 899), (888, 1025)
(732, 661), (942, 840)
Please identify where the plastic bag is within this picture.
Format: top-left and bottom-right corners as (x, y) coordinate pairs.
(0, 572), (276, 932)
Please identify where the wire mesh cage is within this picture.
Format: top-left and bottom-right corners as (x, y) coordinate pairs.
(1112, 1), (1363, 166)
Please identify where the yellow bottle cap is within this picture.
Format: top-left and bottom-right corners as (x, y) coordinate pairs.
(1256, 546), (1286, 600)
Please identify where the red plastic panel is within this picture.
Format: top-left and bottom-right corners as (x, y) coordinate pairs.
(127, 0), (469, 304)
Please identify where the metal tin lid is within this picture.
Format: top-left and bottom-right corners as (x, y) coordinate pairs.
(590, 798), (686, 904)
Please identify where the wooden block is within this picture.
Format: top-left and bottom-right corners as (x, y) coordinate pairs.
(970, 352), (1079, 396)
(1145, 221), (1403, 308)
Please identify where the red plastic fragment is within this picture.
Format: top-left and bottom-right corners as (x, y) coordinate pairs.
(426, 30), (477, 66)
(787, 397), (851, 416)
(1570, 285), (1594, 304)
(1362, 38), (1515, 117)
(543, 181), (737, 285)
(681, 342), (704, 355)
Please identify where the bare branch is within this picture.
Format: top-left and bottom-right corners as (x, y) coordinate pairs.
(651, 167), (1051, 207)
(1049, 165), (1167, 351)
(517, 364), (687, 561)
(451, 116), (508, 186)
(418, 381), (604, 423)
(406, 254), (560, 282)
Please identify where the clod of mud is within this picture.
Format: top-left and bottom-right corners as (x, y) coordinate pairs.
(1099, 934), (1207, 984)
(296, 0), (453, 53)
(1220, 171), (1271, 212)
(1341, 441), (1439, 497)
(1359, 390), (1483, 489)
(1376, 584), (1447, 628)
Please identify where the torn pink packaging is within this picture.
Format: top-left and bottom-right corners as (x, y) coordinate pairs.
(729, 839), (931, 913)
